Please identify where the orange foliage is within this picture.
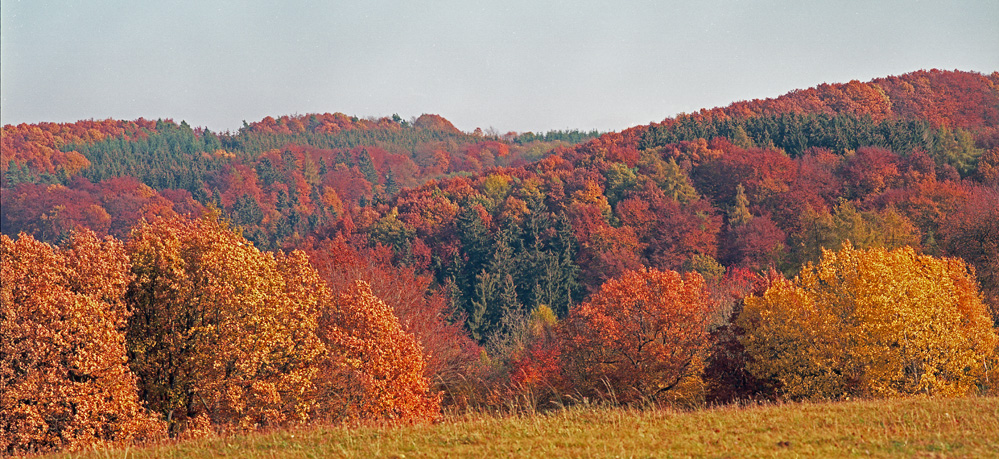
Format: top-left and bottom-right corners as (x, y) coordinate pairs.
(1, 231), (162, 454)
(1, 119), (156, 175)
(413, 114), (461, 133)
(303, 237), (480, 392)
(316, 281), (441, 422)
(560, 268), (715, 404)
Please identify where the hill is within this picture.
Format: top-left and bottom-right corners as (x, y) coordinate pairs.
(3, 69), (998, 333)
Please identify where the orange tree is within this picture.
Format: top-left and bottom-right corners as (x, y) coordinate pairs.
(559, 268), (715, 404)
(124, 216), (325, 435)
(302, 236), (480, 400)
(1, 231), (162, 454)
(738, 243), (997, 399)
(315, 280), (440, 422)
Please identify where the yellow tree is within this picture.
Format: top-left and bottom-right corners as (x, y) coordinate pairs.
(125, 216), (325, 435)
(316, 280), (440, 422)
(1, 231), (162, 454)
(738, 243), (997, 399)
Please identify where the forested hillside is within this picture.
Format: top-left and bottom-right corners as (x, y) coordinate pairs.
(3, 69), (998, 454)
(1, 113), (598, 249)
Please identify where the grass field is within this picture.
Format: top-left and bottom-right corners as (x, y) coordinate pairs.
(58, 397), (999, 458)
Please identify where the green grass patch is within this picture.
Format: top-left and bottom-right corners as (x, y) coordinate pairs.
(58, 397), (999, 458)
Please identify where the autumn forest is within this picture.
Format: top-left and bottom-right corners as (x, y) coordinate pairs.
(2, 69), (999, 454)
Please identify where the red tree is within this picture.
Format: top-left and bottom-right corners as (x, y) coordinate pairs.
(560, 268), (715, 404)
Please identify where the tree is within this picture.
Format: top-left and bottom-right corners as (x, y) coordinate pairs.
(790, 200), (920, 271)
(125, 216), (325, 435)
(841, 147), (900, 198)
(939, 186), (999, 324)
(636, 151), (698, 204)
(976, 147), (999, 186)
(356, 148), (379, 186)
(301, 236), (480, 397)
(560, 268), (715, 404)
(1, 231), (162, 454)
(315, 281), (441, 422)
(724, 215), (787, 270)
(738, 243), (997, 400)
(727, 183), (752, 227)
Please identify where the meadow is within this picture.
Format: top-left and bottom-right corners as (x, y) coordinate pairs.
(57, 397), (999, 458)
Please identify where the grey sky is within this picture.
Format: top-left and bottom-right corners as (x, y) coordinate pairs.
(2, 1), (997, 134)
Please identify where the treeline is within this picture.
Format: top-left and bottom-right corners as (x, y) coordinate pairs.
(3, 217), (997, 454)
(640, 112), (984, 175)
(3, 70), (998, 328)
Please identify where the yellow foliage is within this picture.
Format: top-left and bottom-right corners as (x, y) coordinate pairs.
(125, 216), (325, 435)
(739, 243), (998, 399)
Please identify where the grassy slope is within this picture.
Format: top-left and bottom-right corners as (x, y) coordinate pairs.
(61, 397), (998, 458)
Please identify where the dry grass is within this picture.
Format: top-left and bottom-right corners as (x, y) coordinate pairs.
(56, 396), (999, 458)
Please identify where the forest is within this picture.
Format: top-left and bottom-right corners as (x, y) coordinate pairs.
(2, 69), (998, 454)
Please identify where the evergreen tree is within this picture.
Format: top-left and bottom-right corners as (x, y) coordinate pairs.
(728, 184), (752, 227)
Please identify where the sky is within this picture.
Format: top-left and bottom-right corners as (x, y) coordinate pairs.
(2, 1), (998, 135)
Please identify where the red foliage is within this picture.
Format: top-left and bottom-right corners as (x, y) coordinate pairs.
(641, 197), (721, 271)
(643, 69), (998, 131)
(725, 216), (788, 270)
(842, 147), (901, 197)
(0, 178), (181, 241)
(560, 268), (715, 404)
(693, 142), (798, 206)
(938, 186), (999, 322)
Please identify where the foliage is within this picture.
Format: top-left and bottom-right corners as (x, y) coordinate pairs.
(125, 216), (326, 435)
(560, 268), (715, 404)
(738, 243), (998, 399)
(5, 70), (999, 453)
(937, 186), (999, 323)
(302, 236), (481, 399)
(789, 200), (921, 272)
(1, 231), (162, 454)
(316, 280), (441, 422)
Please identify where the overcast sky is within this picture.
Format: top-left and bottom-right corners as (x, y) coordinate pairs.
(2, 1), (997, 134)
